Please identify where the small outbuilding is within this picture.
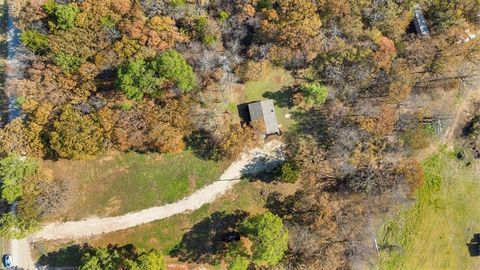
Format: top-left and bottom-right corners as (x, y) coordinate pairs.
(238, 99), (281, 137)
(413, 4), (430, 36)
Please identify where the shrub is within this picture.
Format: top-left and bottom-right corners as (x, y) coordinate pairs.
(0, 155), (38, 203)
(278, 161), (299, 183)
(395, 158), (425, 195)
(403, 125), (433, 150)
(226, 242), (251, 270)
(119, 101), (134, 111)
(218, 124), (259, 160)
(299, 82), (328, 106)
(257, 0), (273, 9)
(53, 52), (83, 74)
(228, 255), (250, 270)
(195, 16), (218, 45)
(117, 50), (196, 100)
(464, 115), (480, 139)
(44, 0), (80, 30)
(154, 50), (197, 92)
(202, 33), (217, 45)
(116, 58), (160, 100)
(170, 0), (186, 7)
(79, 246), (166, 270)
(0, 213), (40, 239)
(15, 96), (26, 106)
(49, 106), (104, 160)
(20, 30), (49, 54)
(240, 212), (288, 267)
(238, 60), (272, 81)
(219, 11), (230, 22)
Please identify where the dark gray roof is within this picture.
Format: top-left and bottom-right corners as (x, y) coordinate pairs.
(247, 100), (280, 135)
(413, 4), (430, 36)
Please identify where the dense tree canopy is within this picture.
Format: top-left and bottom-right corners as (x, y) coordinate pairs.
(0, 213), (39, 239)
(7, 0), (480, 267)
(154, 49), (197, 93)
(44, 0), (80, 30)
(79, 246), (165, 270)
(0, 155), (37, 203)
(116, 58), (162, 100)
(49, 106), (104, 160)
(240, 211), (289, 267)
(116, 50), (196, 100)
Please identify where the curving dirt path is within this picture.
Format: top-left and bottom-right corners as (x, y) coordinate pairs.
(31, 140), (284, 241)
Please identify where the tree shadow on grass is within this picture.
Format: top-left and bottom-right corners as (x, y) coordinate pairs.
(262, 87), (295, 109)
(290, 109), (331, 146)
(170, 210), (248, 264)
(37, 244), (85, 268)
(241, 155), (284, 183)
(184, 129), (221, 161)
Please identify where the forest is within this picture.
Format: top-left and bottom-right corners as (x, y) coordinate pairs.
(1, 0), (480, 269)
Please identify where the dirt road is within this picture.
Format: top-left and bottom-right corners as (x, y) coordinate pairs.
(31, 140), (284, 241)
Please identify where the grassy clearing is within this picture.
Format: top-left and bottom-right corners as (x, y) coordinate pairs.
(242, 68), (293, 102)
(379, 148), (480, 270)
(44, 151), (228, 221)
(243, 67), (295, 131)
(87, 181), (272, 253)
(240, 67), (296, 131)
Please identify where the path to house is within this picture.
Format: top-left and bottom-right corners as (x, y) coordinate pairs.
(31, 140), (284, 242)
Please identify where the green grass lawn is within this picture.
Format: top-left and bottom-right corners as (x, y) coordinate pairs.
(36, 181), (297, 268)
(379, 148), (480, 269)
(44, 151), (228, 221)
(87, 181), (268, 253)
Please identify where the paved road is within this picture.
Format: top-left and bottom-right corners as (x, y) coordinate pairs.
(32, 141), (284, 241)
(2, 1), (36, 269)
(10, 239), (35, 270)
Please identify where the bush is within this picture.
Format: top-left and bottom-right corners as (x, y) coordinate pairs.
(117, 50), (196, 100)
(79, 245), (166, 270)
(299, 82), (328, 106)
(237, 60), (272, 81)
(0, 155), (38, 203)
(218, 124), (259, 160)
(278, 161), (299, 183)
(0, 213), (40, 239)
(240, 211), (288, 267)
(403, 125), (433, 150)
(395, 158), (425, 195)
(228, 255), (250, 270)
(53, 52), (83, 74)
(49, 106), (104, 160)
(44, 0), (80, 30)
(116, 58), (160, 100)
(257, 0), (273, 9)
(195, 16), (218, 45)
(154, 49), (197, 92)
(170, 0), (186, 7)
(219, 11), (230, 22)
(226, 242), (251, 270)
(20, 30), (49, 54)
(464, 115), (480, 139)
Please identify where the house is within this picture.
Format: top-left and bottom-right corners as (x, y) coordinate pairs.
(413, 4), (430, 36)
(243, 99), (281, 137)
